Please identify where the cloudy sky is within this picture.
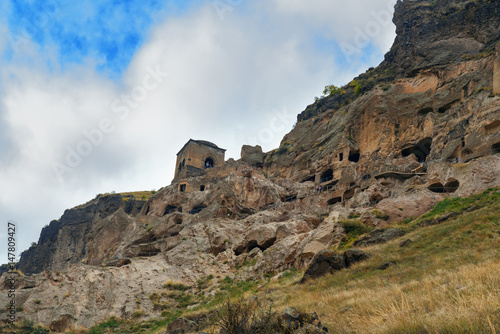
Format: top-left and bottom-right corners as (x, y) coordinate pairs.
(0, 0), (397, 263)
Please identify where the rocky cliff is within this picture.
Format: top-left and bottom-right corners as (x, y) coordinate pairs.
(1, 0), (500, 331)
(17, 194), (147, 274)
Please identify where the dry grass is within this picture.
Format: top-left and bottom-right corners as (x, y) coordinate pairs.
(267, 261), (499, 333)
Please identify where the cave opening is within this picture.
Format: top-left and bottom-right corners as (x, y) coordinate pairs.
(428, 183), (446, 193)
(189, 206), (207, 215)
(444, 180), (460, 193)
(138, 248), (161, 257)
(493, 142), (500, 154)
(343, 187), (357, 201)
(402, 138), (432, 162)
(301, 176), (315, 183)
(327, 197), (342, 205)
(348, 152), (360, 163)
(418, 107), (434, 115)
(438, 100), (459, 114)
(234, 238), (276, 256)
(320, 169), (334, 183)
(164, 205), (179, 216)
(485, 121), (500, 134)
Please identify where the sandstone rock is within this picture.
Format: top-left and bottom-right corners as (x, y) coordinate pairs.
(295, 218), (336, 268)
(241, 145), (266, 167)
(49, 314), (74, 333)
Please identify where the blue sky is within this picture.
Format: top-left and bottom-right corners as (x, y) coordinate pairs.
(3, 0), (206, 76)
(0, 0), (397, 262)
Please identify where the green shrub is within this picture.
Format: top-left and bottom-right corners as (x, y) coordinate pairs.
(338, 219), (373, 249)
(163, 282), (191, 291)
(323, 84), (343, 97)
(88, 316), (123, 334)
(372, 209), (390, 220)
(340, 219), (372, 236)
(207, 298), (279, 334)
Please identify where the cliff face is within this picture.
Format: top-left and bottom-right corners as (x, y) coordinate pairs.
(298, 0), (500, 121)
(17, 194), (146, 275)
(2, 0), (500, 331)
(387, 0), (500, 76)
(272, 0), (500, 189)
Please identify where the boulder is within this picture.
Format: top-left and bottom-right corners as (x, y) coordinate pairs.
(278, 307), (301, 331)
(165, 317), (197, 334)
(420, 212), (457, 227)
(378, 261), (397, 270)
(343, 249), (370, 267)
(300, 250), (345, 283)
(277, 307), (328, 334)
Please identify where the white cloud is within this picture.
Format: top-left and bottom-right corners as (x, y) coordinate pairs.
(270, 0), (397, 52)
(0, 0), (396, 263)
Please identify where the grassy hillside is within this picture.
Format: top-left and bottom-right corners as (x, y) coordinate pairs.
(258, 187), (500, 333)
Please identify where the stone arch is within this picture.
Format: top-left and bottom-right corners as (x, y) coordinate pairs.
(178, 159), (185, 172)
(204, 156), (215, 169)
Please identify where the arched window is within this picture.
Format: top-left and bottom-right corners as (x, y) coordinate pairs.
(205, 157), (214, 169)
(178, 159), (185, 172)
